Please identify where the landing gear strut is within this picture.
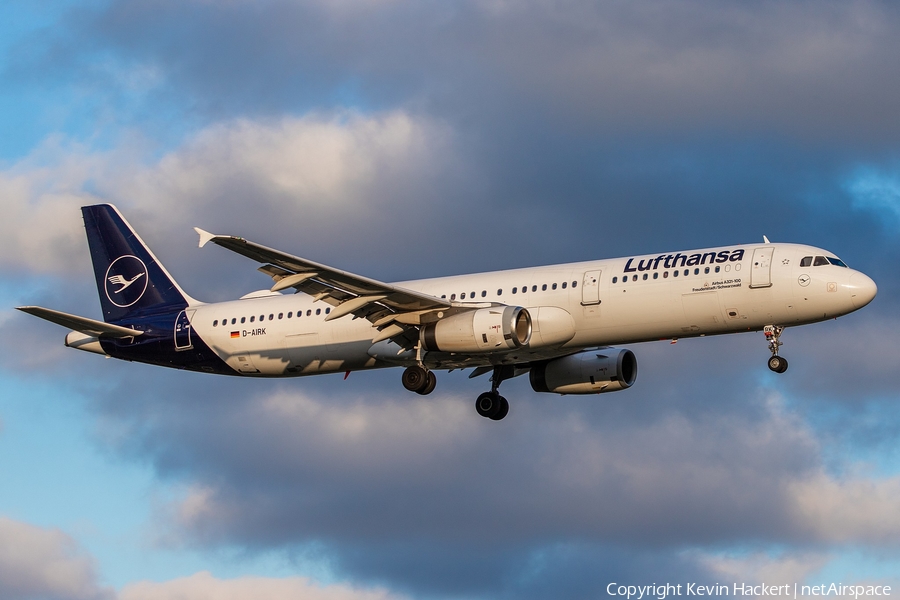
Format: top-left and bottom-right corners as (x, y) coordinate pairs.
(402, 365), (437, 395)
(475, 366), (511, 421)
(764, 325), (788, 373)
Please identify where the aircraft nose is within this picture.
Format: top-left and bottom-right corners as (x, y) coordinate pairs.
(849, 272), (877, 309)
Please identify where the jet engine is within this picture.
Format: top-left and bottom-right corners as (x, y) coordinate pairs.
(530, 348), (637, 394)
(421, 306), (532, 353)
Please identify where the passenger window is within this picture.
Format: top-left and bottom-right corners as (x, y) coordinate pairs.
(250, 316), (255, 322)
(642, 274), (648, 280)
(562, 282), (567, 289)
(231, 318), (236, 325)
(307, 310), (312, 316)
(663, 271), (669, 278)
(800, 256), (813, 267)
(632, 275), (637, 281)
(326, 308), (330, 314)
(471, 291), (475, 298)
(684, 269), (689, 276)
(572, 281), (577, 288)
(213, 320), (218, 327)
(612, 276), (618, 284)
(461, 292), (466, 299)
(673, 270), (679, 277)
(704, 267), (709, 274)
(482, 290), (487, 298)
(288, 312), (292, 318)
(241, 317), (246, 323)
(532, 285), (537, 292)
(278, 313), (283, 320)
(542, 284), (547, 291)
(552, 283), (557, 290)
(694, 268), (699, 275)
(497, 289), (502, 295)
(814, 256), (829, 266)
(715, 266), (720, 273)
(512, 287), (518, 294)
(451, 294), (456, 300)
(269, 314), (274, 320)
(653, 272), (658, 279)
(316, 308), (321, 315)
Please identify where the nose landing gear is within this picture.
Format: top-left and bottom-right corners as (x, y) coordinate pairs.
(475, 366), (512, 421)
(764, 325), (788, 373)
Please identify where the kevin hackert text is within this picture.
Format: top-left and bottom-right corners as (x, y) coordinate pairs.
(607, 583), (892, 599)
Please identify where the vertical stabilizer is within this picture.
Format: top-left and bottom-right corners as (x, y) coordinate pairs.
(82, 204), (194, 322)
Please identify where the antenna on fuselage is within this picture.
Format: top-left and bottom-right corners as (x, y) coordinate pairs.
(763, 235), (771, 244)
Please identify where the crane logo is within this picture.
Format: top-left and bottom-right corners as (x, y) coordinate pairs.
(104, 255), (149, 308)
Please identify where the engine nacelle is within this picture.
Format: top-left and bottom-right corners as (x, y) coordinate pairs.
(530, 348), (637, 395)
(421, 306), (532, 353)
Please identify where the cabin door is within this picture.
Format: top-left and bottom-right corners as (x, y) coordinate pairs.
(174, 310), (194, 350)
(749, 247), (774, 289)
(581, 270), (601, 305)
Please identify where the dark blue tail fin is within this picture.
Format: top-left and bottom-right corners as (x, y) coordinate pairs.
(82, 204), (193, 323)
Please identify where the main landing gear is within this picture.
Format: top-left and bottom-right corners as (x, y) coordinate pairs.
(402, 365), (437, 395)
(764, 325), (788, 373)
(401, 364), (512, 421)
(475, 366), (512, 421)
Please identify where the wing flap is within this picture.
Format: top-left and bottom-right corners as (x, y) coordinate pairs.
(16, 306), (143, 338)
(197, 231), (452, 316)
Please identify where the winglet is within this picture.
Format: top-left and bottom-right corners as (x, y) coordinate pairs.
(194, 227), (217, 248)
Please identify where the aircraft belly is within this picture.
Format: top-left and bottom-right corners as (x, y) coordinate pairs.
(284, 333), (375, 375)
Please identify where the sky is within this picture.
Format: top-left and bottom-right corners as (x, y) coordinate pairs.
(1, 0), (900, 598)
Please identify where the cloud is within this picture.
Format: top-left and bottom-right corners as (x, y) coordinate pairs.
(49, 353), (883, 597)
(0, 110), (456, 287)
(0, 517), (110, 600)
(26, 0), (898, 143)
(118, 571), (402, 600)
(0, 516), (407, 600)
(845, 165), (900, 224)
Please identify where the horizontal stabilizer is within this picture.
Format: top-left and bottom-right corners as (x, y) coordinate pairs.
(16, 306), (143, 338)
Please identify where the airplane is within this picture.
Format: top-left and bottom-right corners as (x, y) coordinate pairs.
(17, 204), (877, 421)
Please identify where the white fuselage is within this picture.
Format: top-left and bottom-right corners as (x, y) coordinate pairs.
(188, 243), (876, 376)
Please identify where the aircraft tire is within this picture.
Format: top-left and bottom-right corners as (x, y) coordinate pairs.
(416, 370), (437, 395)
(475, 392), (502, 418)
(402, 365), (429, 392)
(490, 396), (509, 421)
(767, 356), (787, 373)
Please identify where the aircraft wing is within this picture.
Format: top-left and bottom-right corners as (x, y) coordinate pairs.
(16, 306), (143, 338)
(195, 228), (452, 341)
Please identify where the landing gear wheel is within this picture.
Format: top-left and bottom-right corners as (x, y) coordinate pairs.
(490, 396), (509, 421)
(764, 325), (788, 374)
(402, 365), (430, 393)
(416, 370), (437, 395)
(767, 355), (788, 373)
(476, 392), (503, 419)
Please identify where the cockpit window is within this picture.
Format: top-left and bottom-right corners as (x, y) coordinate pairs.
(800, 256), (812, 267)
(813, 256), (829, 266)
(827, 257), (848, 268)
